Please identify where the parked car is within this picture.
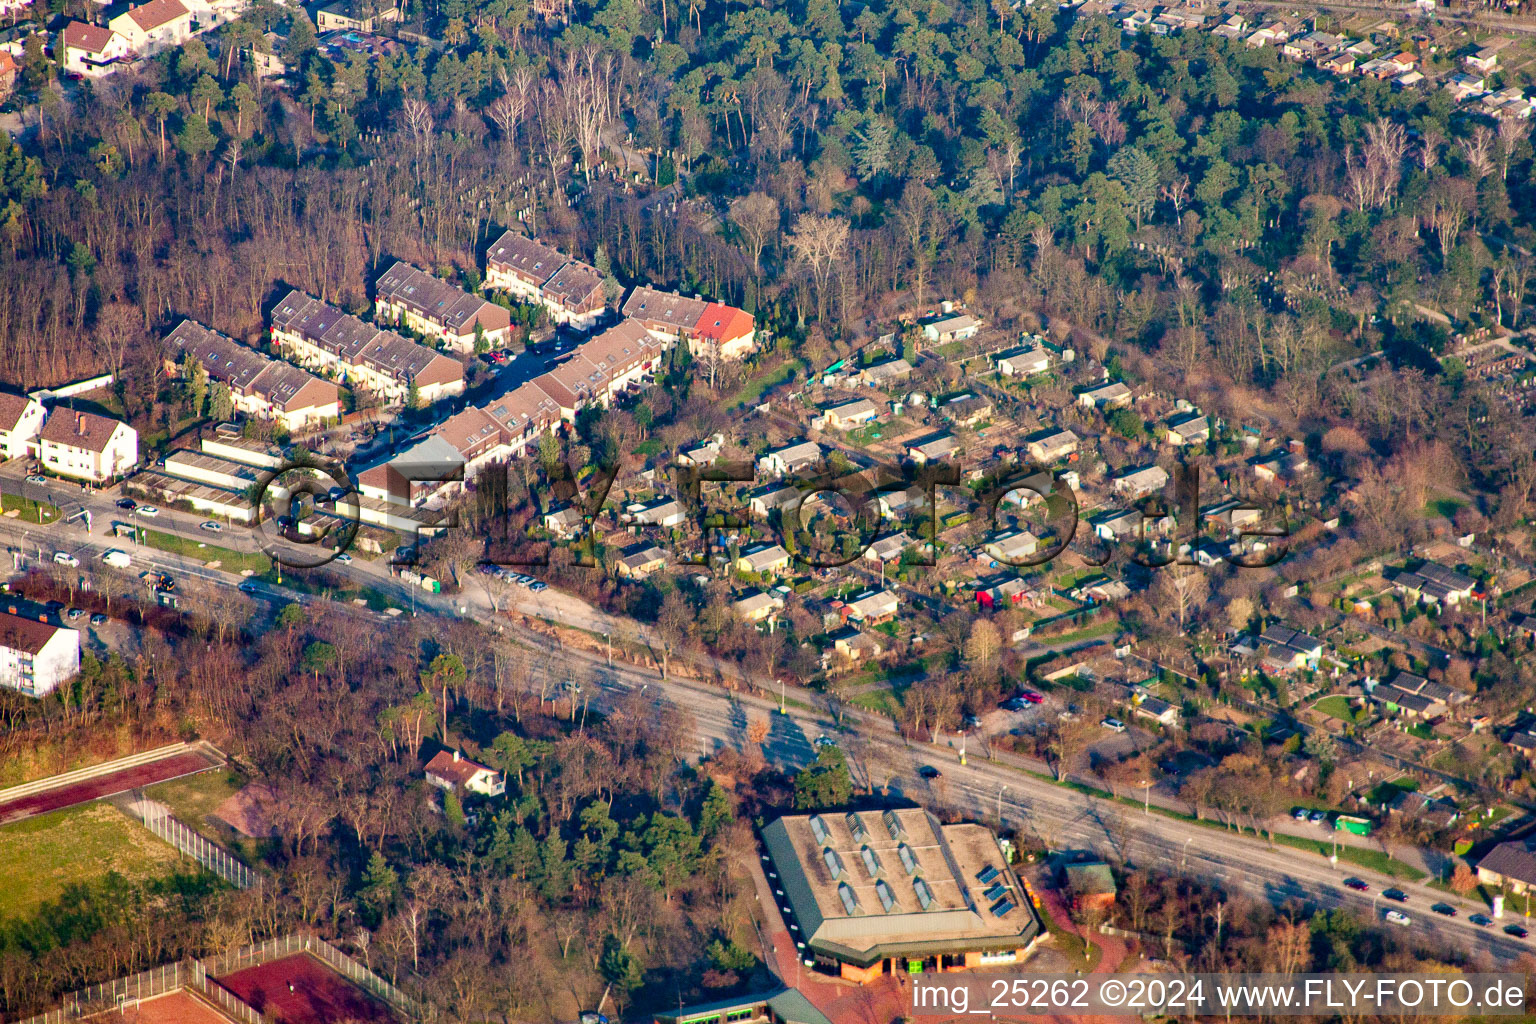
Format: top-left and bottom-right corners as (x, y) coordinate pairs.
(813, 735), (837, 748)
(1020, 689), (1044, 704)
(1292, 808), (1309, 821)
(1505, 924), (1529, 939)
(66, 608), (83, 620)
(1385, 910), (1411, 927)
(90, 612), (108, 625)
(1309, 810), (1328, 824)
(1101, 717), (1126, 733)
(1002, 698), (1028, 712)
(25, 474), (46, 485)
(1431, 904), (1457, 917)
(135, 505), (159, 517)
(1383, 889), (1409, 903)
(1343, 878), (1369, 892)
(200, 521), (223, 532)
(334, 553), (352, 564)
(52, 551), (78, 566)
(238, 581), (259, 593)
(529, 581), (548, 592)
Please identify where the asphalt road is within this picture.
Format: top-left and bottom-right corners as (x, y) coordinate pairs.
(2, 475), (1531, 964)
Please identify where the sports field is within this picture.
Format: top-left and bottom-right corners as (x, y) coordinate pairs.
(104, 990), (235, 1024)
(0, 803), (179, 917)
(216, 954), (395, 1024)
(0, 748), (222, 826)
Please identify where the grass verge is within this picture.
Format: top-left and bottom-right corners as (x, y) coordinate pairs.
(2, 493), (60, 524)
(138, 528), (271, 574)
(0, 803), (179, 917)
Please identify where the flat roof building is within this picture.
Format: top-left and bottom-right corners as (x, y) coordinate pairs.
(761, 808), (1043, 984)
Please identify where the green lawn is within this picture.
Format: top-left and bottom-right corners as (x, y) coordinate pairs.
(849, 690), (899, 716)
(141, 770), (244, 833)
(2, 493), (60, 524)
(1314, 695), (1365, 723)
(729, 360), (798, 408)
(138, 528), (271, 574)
(0, 803), (179, 917)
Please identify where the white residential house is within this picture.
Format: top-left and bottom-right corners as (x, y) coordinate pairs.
(59, 21), (131, 77)
(0, 393), (45, 460)
(37, 410), (138, 483)
(0, 612), (79, 698)
(424, 749), (505, 797)
(108, 0), (193, 55)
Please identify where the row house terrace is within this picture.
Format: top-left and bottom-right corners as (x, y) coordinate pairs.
(360, 320), (658, 505)
(483, 233), (606, 328)
(373, 260), (513, 353)
(526, 318), (664, 420)
(164, 319), (341, 431)
(621, 285), (757, 360)
(269, 290), (465, 404)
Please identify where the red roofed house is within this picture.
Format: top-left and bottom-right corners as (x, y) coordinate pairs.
(59, 20), (131, 78)
(0, 610), (79, 698)
(0, 392), (45, 461)
(691, 301), (756, 361)
(0, 51), (19, 99)
(108, 0), (192, 54)
(38, 409), (139, 483)
(424, 749), (505, 796)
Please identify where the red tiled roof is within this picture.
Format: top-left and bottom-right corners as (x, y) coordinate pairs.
(0, 611), (65, 656)
(424, 750), (495, 787)
(693, 302), (754, 343)
(0, 392), (35, 434)
(61, 20), (116, 54)
(125, 0), (189, 31)
(39, 409), (125, 453)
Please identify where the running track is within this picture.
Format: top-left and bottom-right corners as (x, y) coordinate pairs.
(0, 749), (222, 825)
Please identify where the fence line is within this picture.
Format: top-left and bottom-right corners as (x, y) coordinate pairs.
(303, 935), (415, 1017)
(132, 805), (260, 891)
(198, 934), (308, 979)
(7, 933), (409, 1024)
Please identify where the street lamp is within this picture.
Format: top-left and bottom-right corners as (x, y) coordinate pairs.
(996, 784), (1010, 823)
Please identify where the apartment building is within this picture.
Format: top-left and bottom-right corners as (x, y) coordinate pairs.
(621, 286), (757, 360)
(165, 319), (341, 431)
(483, 232), (606, 328)
(0, 392), (45, 460)
(0, 612), (79, 698)
(107, 0), (192, 54)
(525, 318), (665, 420)
(37, 409), (138, 483)
(373, 261), (513, 353)
(269, 290), (465, 405)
